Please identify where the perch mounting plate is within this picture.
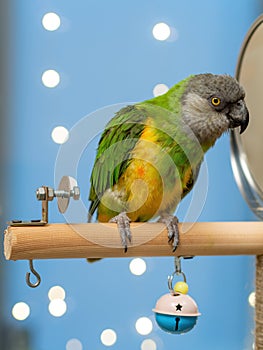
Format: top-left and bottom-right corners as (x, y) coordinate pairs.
(9, 176), (80, 226)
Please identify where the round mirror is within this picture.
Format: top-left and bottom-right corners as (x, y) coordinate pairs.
(231, 14), (263, 219)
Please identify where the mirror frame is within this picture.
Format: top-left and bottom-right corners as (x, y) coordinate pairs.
(230, 14), (263, 219)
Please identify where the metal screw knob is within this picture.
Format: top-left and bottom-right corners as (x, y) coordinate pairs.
(54, 186), (80, 200)
(35, 176), (80, 214)
(56, 176), (80, 213)
(70, 186), (80, 200)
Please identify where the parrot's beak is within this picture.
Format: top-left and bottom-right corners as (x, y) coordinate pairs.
(227, 101), (249, 134)
(239, 105), (249, 134)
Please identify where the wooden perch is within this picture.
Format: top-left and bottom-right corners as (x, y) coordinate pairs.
(4, 221), (263, 261)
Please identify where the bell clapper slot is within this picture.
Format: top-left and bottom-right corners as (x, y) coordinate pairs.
(175, 317), (180, 331)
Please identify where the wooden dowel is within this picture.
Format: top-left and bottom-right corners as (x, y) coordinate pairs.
(5, 222), (263, 348)
(3, 221), (263, 261)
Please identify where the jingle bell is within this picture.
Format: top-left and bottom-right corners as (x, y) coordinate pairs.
(153, 282), (201, 334)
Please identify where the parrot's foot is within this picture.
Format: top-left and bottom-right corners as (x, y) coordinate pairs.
(109, 212), (132, 252)
(158, 214), (179, 251)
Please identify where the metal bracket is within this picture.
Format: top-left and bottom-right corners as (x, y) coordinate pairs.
(8, 176), (80, 288)
(9, 176), (80, 227)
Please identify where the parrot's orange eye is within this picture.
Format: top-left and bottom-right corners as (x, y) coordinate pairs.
(211, 97), (221, 106)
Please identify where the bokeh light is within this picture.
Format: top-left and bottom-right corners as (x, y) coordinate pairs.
(248, 291), (256, 308)
(129, 258), (147, 276)
(135, 317), (153, 335)
(42, 12), (61, 31)
(141, 339), (157, 350)
(66, 338), (83, 350)
(12, 302), (30, 321)
(152, 22), (171, 41)
(153, 83), (169, 97)
(42, 69), (60, 88)
(48, 299), (67, 317)
(51, 126), (69, 144)
(100, 329), (117, 346)
(48, 285), (66, 300)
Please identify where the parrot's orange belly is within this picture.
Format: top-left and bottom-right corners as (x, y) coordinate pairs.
(97, 158), (181, 222)
(97, 124), (183, 222)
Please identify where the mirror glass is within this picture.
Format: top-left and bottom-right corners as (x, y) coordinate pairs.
(231, 15), (263, 218)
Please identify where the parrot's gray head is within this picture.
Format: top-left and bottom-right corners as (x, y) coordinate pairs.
(181, 74), (249, 144)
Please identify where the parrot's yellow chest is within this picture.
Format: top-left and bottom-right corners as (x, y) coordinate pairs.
(98, 124), (185, 222)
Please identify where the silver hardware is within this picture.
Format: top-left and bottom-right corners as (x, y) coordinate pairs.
(9, 176), (80, 288)
(168, 257), (187, 294)
(36, 185), (80, 202)
(26, 260), (41, 288)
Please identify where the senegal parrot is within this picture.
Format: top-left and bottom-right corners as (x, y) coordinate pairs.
(88, 74), (249, 253)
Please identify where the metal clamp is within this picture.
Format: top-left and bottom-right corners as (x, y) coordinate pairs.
(10, 176), (80, 226)
(9, 176), (80, 288)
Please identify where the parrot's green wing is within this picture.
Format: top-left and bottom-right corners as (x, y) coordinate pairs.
(88, 105), (147, 218)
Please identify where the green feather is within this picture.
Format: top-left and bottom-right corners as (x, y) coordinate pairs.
(143, 75), (192, 113)
(88, 75), (202, 219)
(89, 105), (147, 216)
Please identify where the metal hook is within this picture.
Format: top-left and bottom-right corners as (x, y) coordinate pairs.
(26, 260), (41, 288)
(168, 257), (186, 293)
(174, 256), (182, 274)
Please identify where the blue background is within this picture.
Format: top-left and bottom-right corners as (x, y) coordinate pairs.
(2, 1), (262, 349)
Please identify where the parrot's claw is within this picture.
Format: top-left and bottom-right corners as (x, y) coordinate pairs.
(109, 212), (132, 252)
(158, 214), (179, 251)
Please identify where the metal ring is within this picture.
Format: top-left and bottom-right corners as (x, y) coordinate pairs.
(168, 270), (187, 293)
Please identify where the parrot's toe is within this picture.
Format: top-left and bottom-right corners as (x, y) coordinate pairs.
(158, 214), (179, 251)
(109, 212), (132, 252)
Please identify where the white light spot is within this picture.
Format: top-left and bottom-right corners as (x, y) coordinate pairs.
(153, 83), (169, 97)
(48, 299), (67, 317)
(12, 302), (30, 321)
(129, 258), (147, 276)
(66, 338), (83, 350)
(141, 339), (157, 350)
(135, 317), (153, 335)
(42, 12), (61, 31)
(100, 329), (117, 346)
(42, 69), (60, 88)
(51, 126), (69, 144)
(152, 22), (171, 41)
(48, 285), (66, 301)
(248, 291), (256, 308)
